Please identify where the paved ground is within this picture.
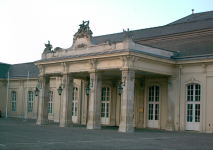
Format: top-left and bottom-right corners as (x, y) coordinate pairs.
(0, 117), (213, 149)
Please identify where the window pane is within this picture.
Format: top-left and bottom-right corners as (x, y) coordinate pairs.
(148, 104), (153, 120)
(187, 104), (193, 122)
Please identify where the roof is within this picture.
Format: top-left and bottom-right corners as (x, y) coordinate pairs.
(1, 10), (213, 78)
(168, 10), (213, 25)
(140, 34), (213, 57)
(8, 62), (39, 79)
(93, 18), (213, 45)
(0, 63), (11, 79)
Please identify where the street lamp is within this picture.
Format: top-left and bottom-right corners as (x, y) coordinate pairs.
(34, 87), (39, 97)
(57, 85), (63, 96)
(85, 78), (90, 126)
(117, 81), (125, 95)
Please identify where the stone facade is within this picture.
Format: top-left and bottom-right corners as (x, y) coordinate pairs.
(1, 14), (213, 133)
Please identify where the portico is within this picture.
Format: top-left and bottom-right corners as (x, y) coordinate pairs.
(34, 21), (177, 132)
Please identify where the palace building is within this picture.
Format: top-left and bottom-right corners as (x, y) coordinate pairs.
(1, 11), (213, 133)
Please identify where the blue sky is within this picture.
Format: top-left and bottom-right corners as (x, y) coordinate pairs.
(0, 0), (212, 64)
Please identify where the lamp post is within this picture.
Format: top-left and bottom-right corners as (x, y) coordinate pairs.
(117, 81), (124, 124)
(57, 85), (63, 124)
(57, 85), (63, 96)
(34, 85), (39, 119)
(85, 79), (90, 126)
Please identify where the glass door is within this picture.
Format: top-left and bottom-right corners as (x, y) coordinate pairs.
(101, 87), (110, 125)
(147, 86), (159, 128)
(186, 84), (200, 131)
(72, 87), (78, 123)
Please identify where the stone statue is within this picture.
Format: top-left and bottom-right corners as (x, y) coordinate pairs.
(78, 20), (90, 33)
(44, 41), (52, 53)
(123, 28), (133, 39)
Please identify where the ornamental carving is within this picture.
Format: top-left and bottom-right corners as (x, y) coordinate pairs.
(38, 65), (44, 74)
(89, 59), (96, 69)
(63, 77), (66, 88)
(61, 62), (68, 73)
(73, 20), (93, 41)
(39, 77), (43, 89)
(77, 44), (86, 48)
(120, 56), (138, 68)
(122, 72), (135, 82)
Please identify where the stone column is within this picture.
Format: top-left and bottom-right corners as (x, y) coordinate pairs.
(166, 76), (176, 131)
(59, 74), (73, 127)
(87, 72), (102, 129)
(119, 70), (135, 132)
(36, 75), (50, 125)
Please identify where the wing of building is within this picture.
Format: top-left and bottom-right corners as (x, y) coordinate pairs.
(1, 11), (213, 133)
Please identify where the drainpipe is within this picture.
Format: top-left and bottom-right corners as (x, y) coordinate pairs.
(6, 66), (12, 118)
(178, 65), (182, 131)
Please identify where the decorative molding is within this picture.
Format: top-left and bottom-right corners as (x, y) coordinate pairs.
(90, 75), (95, 87)
(130, 72), (135, 81)
(63, 77), (66, 88)
(38, 65), (44, 74)
(61, 62), (68, 73)
(39, 77), (43, 89)
(186, 77), (200, 84)
(89, 59), (96, 69)
(120, 56), (138, 68)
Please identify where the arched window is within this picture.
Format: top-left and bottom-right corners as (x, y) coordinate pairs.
(28, 91), (33, 112)
(48, 91), (53, 114)
(186, 84), (201, 131)
(11, 91), (16, 112)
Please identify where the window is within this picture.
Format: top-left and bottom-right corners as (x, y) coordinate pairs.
(28, 91), (33, 112)
(48, 91), (53, 113)
(11, 91), (16, 112)
(72, 87), (78, 117)
(186, 84), (201, 123)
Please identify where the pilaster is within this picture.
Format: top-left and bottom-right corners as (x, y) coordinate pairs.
(59, 74), (73, 127)
(165, 76), (176, 131)
(36, 75), (50, 125)
(119, 70), (135, 132)
(87, 71), (102, 129)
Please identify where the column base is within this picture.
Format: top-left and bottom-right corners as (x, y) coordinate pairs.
(87, 125), (101, 129)
(59, 120), (72, 127)
(36, 118), (48, 125)
(118, 122), (134, 133)
(165, 123), (175, 131)
(59, 124), (73, 127)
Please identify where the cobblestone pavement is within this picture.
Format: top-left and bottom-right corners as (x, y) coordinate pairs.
(0, 117), (213, 149)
